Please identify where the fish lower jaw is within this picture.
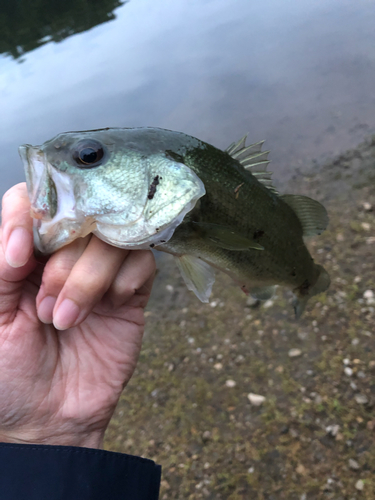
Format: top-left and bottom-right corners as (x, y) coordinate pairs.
(34, 216), (98, 254)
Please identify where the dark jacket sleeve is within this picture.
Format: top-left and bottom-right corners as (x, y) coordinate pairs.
(0, 443), (161, 500)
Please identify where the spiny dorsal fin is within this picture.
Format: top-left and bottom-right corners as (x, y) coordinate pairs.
(280, 194), (329, 237)
(226, 135), (277, 194)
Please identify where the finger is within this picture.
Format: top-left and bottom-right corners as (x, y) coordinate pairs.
(36, 235), (91, 324)
(50, 236), (130, 330)
(102, 250), (156, 310)
(1, 183), (35, 270)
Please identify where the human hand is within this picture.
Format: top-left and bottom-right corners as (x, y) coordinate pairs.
(0, 183), (156, 449)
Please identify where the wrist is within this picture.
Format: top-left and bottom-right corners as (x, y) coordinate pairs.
(0, 429), (104, 449)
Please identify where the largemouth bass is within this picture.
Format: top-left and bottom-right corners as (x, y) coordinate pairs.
(19, 127), (330, 317)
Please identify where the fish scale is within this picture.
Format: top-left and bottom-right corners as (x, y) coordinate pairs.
(19, 127), (330, 317)
(167, 144), (311, 285)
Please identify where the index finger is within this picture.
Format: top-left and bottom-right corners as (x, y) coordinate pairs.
(1, 183), (35, 269)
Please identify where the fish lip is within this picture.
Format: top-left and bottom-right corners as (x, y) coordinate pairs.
(18, 144), (45, 202)
(19, 144), (58, 253)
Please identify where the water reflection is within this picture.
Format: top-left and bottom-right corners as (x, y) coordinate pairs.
(1, 0), (375, 197)
(0, 0), (125, 60)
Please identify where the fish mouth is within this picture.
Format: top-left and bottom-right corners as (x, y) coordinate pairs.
(19, 144), (84, 254)
(19, 144), (53, 219)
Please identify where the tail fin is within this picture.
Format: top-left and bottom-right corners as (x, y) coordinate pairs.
(293, 264), (330, 319)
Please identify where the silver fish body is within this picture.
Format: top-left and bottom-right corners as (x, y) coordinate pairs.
(19, 127), (330, 316)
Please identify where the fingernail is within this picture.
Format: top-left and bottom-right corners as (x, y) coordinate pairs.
(38, 296), (57, 324)
(53, 299), (80, 331)
(5, 227), (33, 268)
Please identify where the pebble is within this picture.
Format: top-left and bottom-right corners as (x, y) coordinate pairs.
(326, 424), (340, 437)
(235, 354), (245, 364)
(348, 458), (360, 470)
(343, 358), (350, 365)
(296, 464), (306, 475)
(364, 289), (375, 305)
(357, 370), (366, 379)
(355, 479), (364, 491)
(314, 394), (323, 404)
(247, 393), (266, 406)
(166, 284), (174, 292)
(214, 363), (223, 370)
(246, 297), (259, 307)
(202, 430), (211, 441)
(225, 379), (236, 388)
(361, 222), (371, 231)
(355, 394), (368, 405)
(247, 466), (255, 474)
(210, 301), (218, 308)
(351, 338), (359, 346)
(290, 429), (299, 438)
(362, 202), (372, 211)
(288, 348), (302, 358)
(344, 367), (353, 376)
(298, 331), (308, 340)
(263, 300), (274, 308)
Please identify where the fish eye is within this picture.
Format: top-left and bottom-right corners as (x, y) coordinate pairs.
(73, 140), (105, 168)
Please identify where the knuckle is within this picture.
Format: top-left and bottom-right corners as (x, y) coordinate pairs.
(111, 278), (135, 298)
(43, 257), (76, 289)
(66, 266), (112, 303)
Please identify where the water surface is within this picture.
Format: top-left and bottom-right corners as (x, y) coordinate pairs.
(1, 0), (375, 196)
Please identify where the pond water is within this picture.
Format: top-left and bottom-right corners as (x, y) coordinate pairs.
(1, 0), (375, 197)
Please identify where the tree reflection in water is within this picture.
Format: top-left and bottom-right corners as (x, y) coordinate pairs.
(0, 0), (126, 60)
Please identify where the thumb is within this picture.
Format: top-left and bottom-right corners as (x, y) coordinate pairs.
(0, 184), (37, 315)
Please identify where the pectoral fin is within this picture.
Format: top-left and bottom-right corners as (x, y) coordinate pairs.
(174, 255), (215, 303)
(193, 222), (264, 251)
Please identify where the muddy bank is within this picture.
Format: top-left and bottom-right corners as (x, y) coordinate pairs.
(105, 136), (375, 499)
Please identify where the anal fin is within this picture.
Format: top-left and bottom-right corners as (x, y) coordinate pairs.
(249, 285), (276, 301)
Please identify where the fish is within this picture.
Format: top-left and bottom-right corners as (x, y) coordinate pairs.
(19, 127), (330, 317)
